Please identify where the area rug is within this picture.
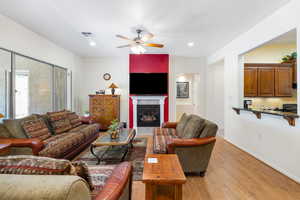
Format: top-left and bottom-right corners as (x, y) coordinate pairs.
(75, 137), (147, 181)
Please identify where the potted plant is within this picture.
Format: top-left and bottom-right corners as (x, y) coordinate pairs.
(108, 119), (120, 139)
(282, 52), (297, 63)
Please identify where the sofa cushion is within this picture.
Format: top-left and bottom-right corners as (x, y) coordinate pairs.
(199, 120), (218, 138)
(153, 128), (178, 154)
(3, 115), (38, 138)
(47, 110), (72, 135)
(182, 114), (206, 139)
(40, 132), (85, 158)
(68, 124), (100, 140)
(88, 165), (116, 199)
(36, 114), (54, 135)
(176, 113), (191, 137)
(67, 112), (82, 128)
(0, 155), (76, 175)
(21, 118), (52, 141)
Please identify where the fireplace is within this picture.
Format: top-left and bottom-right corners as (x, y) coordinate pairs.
(130, 96), (167, 130)
(137, 105), (160, 127)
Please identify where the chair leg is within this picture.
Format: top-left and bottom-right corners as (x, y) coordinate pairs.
(199, 171), (206, 177)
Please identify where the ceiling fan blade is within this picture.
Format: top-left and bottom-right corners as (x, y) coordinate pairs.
(142, 43), (164, 48)
(117, 44), (132, 48)
(116, 34), (134, 41)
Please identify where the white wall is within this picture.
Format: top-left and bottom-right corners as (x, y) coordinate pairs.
(207, 0), (300, 182)
(79, 57), (129, 122)
(0, 14), (82, 112)
(206, 60), (225, 132)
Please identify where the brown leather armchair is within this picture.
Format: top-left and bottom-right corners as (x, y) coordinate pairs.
(155, 119), (218, 176)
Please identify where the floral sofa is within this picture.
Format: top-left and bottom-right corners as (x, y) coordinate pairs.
(0, 156), (132, 200)
(0, 110), (99, 159)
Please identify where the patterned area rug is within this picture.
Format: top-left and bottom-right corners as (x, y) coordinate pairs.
(76, 137), (147, 181)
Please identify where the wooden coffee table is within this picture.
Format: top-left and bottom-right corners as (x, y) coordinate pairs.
(90, 128), (136, 164)
(142, 154), (187, 200)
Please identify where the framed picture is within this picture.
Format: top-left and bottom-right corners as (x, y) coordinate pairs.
(176, 82), (189, 98)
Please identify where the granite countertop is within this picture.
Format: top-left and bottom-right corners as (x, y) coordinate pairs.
(232, 107), (299, 118)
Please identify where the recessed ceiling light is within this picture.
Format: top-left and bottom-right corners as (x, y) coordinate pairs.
(82, 32), (96, 47)
(187, 42), (194, 47)
(89, 40), (96, 46)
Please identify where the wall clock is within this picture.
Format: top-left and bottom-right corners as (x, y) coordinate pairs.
(103, 73), (111, 81)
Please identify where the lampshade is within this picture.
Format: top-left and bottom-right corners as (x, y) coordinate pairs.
(109, 83), (118, 89)
(0, 113), (4, 119)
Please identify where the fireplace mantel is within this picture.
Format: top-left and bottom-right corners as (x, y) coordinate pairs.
(130, 96), (167, 130)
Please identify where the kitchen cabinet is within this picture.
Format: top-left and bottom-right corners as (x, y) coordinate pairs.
(244, 63), (293, 97)
(244, 67), (258, 97)
(275, 67), (292, 96)
(258, 67), (275, 97)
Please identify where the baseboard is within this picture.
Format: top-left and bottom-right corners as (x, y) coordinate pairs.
(224, 137), (300, 184)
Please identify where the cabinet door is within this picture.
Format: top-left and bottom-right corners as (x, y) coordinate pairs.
(244, 67), (258, 97)
(275, 67), (292, 97)
(258, 68), (274, 97)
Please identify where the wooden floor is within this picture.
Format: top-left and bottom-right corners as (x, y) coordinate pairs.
(133, 136), (300, 200)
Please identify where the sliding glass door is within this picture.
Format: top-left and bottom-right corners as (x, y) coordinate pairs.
(0, 48), (70, 119)
(53, 66), (67, 111)
(0, 50), (11, 120)
(15, 55), (53, 117)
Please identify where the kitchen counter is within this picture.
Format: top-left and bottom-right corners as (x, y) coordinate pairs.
(232, 107), (299, 127)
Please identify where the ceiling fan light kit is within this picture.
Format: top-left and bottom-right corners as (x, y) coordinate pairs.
(116, 28), (164, 54)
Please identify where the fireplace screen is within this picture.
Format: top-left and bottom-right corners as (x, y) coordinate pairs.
(137, 105), (160, 127)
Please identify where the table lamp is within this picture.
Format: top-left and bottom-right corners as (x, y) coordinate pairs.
(109, 83), (118, 95)
(0, 113), (4, 119)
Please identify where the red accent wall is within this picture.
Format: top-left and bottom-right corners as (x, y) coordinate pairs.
(129, 54), (169, 128)
(130, 54), (169, 73)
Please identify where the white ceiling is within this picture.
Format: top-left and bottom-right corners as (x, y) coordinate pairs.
(0, 0), (290, 58)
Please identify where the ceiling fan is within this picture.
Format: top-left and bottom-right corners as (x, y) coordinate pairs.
(116, 29), (164, 54)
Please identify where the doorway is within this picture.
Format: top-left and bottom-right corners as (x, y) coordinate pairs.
(15, 70), (29, 118)
(175, 73), (201, 120)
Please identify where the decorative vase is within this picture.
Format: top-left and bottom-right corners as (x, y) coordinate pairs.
(110, 130), (119, 139)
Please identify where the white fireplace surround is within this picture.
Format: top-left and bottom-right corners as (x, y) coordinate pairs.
(130, 96), (167, 129)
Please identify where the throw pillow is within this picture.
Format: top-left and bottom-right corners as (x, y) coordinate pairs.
(3, 115), (38, 138)
(182, 114), (206, 139)
(176, 113), (191, 137)
(47, 110), (72, 134)
(72, 161), (93, 190)
(0, 155), (76, 175)
(21, 118), (52, 140)
(67, 112), (82, 128)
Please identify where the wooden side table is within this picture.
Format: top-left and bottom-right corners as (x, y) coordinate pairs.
(142, 154), (187, 200)
(0, 143), (11, 156)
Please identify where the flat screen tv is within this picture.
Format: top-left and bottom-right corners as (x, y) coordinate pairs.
(130, 73), (168, 95)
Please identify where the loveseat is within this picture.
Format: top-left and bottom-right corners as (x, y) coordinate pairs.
(0, 110), (99, 159)
(0, 155), (132, 200)
(153, 114), (218, 176)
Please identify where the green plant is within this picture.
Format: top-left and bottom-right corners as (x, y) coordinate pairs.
(108, 119), (119, 132)
(282, 52), (297, 63)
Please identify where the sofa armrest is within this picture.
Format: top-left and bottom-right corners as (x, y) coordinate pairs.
(0, 174), (91, 200)
(167, 137), (216, 153)
(95, 162), (132, 200)
(162, 122), (178, 128)
(0, 137), (44, 155)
